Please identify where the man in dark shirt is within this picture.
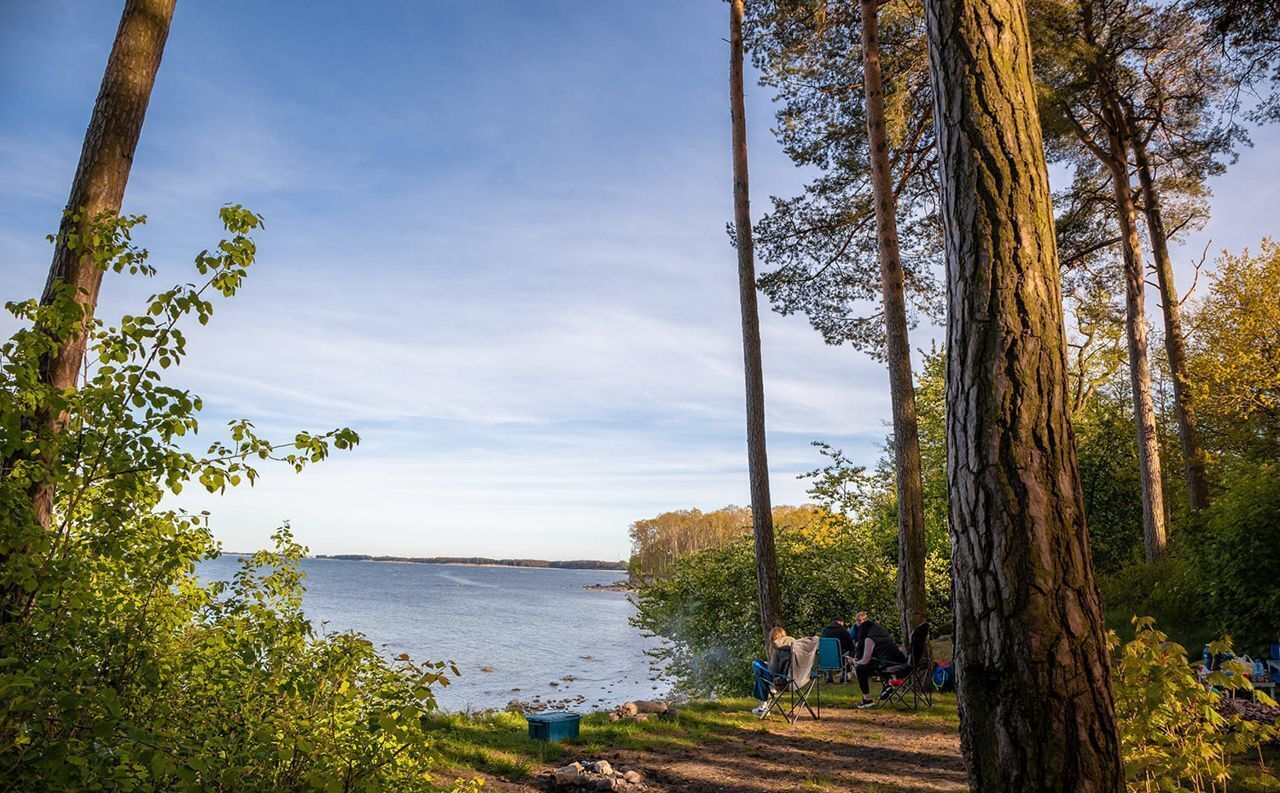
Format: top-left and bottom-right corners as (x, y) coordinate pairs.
(851, 612), (907, 708)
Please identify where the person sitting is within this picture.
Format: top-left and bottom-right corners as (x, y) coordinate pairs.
(851, 612), (906, 708)
(751, 627), (795, 715)
(819, 616), (855, 680)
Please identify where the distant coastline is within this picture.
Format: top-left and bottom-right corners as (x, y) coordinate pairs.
(313, 554), (628, 571)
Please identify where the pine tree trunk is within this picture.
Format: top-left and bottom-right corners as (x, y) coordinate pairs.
(1129, 132), (1211, 511)
(729, 0), (783, 637)
(858, 0), (928, 646)
(1100, 103), (1168, 562)
(31, 0), (177, 529)
(923, 0), (1124, 789)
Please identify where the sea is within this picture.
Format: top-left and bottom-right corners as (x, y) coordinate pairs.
(197, 556), (669, 713)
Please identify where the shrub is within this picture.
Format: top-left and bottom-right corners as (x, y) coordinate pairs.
(632, 528), (950, 696)
(0, 209), (465, 791)
(1112, 618), (1277, 792)
(1191, 462), (1280, 655)
(1099, 558), (1214, 652)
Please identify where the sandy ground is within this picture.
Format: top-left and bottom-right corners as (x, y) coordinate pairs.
(475, 703), (965, 792)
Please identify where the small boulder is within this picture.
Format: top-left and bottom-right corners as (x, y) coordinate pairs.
(632, 700), (668, 714)
(595, 778), (618, 791)
(623, 770), (642, 784)
(616, 702), (638, 718)
(633, 713), (649, 723)
(592, 760), (614, 776)
(554, 762), (585, 786)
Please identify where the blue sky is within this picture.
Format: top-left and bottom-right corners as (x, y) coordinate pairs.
(3, 2), (1277, 560)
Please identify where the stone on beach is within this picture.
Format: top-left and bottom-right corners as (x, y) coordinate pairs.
(554, 762), (585, 785)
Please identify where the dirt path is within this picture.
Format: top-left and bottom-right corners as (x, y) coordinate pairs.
(472, 702), (966, 792)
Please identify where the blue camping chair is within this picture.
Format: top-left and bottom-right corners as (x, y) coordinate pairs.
(817, 636), (846, 686)
(752, 659), (819, 723)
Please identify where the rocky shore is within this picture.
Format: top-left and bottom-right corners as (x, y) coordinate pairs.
(582, 581), (635, 593)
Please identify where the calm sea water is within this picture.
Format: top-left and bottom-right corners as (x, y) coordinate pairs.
(198, 556), (668, 712)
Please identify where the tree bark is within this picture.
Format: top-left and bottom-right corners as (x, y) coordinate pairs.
(1129, 131), (1212, 511)
(1100, 102), (1168, 562)
(729, 0), (784, 637)
(858, 0), (928, 646)
(31, 0), (177, 529)
(923, 0), (1124, 790)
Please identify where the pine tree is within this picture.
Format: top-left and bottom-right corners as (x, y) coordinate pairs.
(924, 0), (1124, 787)
(729, 0), (784, 637)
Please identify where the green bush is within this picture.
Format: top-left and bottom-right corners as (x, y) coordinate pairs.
(1191, 462), (1280, 655)
(0, 210), (468, 791)
(1099, 558), (1214, 652)
(632, 529), (950, 696)
(1112, 618), (1277, 792)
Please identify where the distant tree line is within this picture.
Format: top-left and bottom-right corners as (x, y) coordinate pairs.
(627, 504), (829, 580)
(316, 554), (627, 571)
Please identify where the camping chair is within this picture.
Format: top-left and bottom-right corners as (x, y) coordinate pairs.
(817, 636), (846, 686)
(876, 623), (933, 710)
(752, 659), (820, 724)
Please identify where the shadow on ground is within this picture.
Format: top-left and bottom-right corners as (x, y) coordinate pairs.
(426, 686), (966, 792)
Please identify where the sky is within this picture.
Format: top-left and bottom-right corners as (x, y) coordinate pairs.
(2, 2), (1277, 561)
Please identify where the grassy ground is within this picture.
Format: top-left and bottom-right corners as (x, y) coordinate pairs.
(425, 684), (967, 791)
(423, 682), (1280, 792)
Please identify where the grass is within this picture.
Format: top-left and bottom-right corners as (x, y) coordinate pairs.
(423, 686), (1279, 791)
(423, 683), (962, 784)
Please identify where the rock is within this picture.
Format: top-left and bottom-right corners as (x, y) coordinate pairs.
(633, 713), (649, 722)
(592, 760), (614, 776)
(505, 699), (525, 713)
(660, 707), (679, 721)
(554, 762), (585, 786)
(549, 681), (559, 687)
(562, 675), (577, 682)
(616, 702), (638, 718)
(595, 778), (618, 791)
(624, 770), (642, 784)
(607, 713), (620, 722)
(479, 666), (493, 673)
(632, 699), (668, 714)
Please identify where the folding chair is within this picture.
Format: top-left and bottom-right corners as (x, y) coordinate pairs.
(752, 660), (819, 724)
(817, 636), (846, 684)
(876, 623), (933, 710)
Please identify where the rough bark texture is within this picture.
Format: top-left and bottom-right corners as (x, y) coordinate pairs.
(858, 0), (929, 646)
(1130, 133), (1211, 512)
(730, 0), (783, 637)
(31, 0), (176, 528)
(923, 0), (1124, 790)
(1100, 103), (1168, 562)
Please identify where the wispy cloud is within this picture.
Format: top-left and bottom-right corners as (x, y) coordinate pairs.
(3, 1), (1275, 560)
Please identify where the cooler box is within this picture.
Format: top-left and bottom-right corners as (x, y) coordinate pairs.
(526, 711), (581, 742)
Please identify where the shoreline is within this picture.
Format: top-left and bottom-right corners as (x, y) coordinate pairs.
(311, 556), (627, 572)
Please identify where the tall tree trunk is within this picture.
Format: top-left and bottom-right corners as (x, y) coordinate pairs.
(858, 0), (928, 646)
(1100, 102), (1168, 562)
(31, 0), (177, 529)
(1128, 130), (1211, 511)
(923, 0), (1123, 790)
(729, 0), (783, 637)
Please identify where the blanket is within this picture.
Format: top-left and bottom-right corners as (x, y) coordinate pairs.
(789, 636), (820, 687)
